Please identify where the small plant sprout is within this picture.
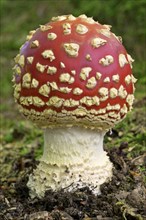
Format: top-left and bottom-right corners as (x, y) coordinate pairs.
(12, 14), (137, 198)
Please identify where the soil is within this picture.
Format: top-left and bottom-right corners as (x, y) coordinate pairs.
(0, 98), (146, 220)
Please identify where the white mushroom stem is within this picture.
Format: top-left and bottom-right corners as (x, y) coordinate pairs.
(27, 127), (113, 198)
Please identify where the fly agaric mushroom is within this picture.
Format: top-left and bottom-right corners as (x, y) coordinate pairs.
(12, 14), (137, 198)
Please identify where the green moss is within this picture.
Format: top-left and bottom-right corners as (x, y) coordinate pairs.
(4, 133), (14, 143)
(20, 146), (30, 156)
(105, 102), (146, 157)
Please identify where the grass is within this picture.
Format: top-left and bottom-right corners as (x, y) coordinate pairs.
(105, 102), (146, 155)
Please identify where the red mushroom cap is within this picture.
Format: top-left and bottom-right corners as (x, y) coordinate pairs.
(13, 14), (136, 130)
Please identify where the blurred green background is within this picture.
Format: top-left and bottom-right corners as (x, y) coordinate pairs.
(0, 0), (146, 100)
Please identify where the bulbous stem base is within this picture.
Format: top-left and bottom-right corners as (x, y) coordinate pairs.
(27, 127), (113, 198)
